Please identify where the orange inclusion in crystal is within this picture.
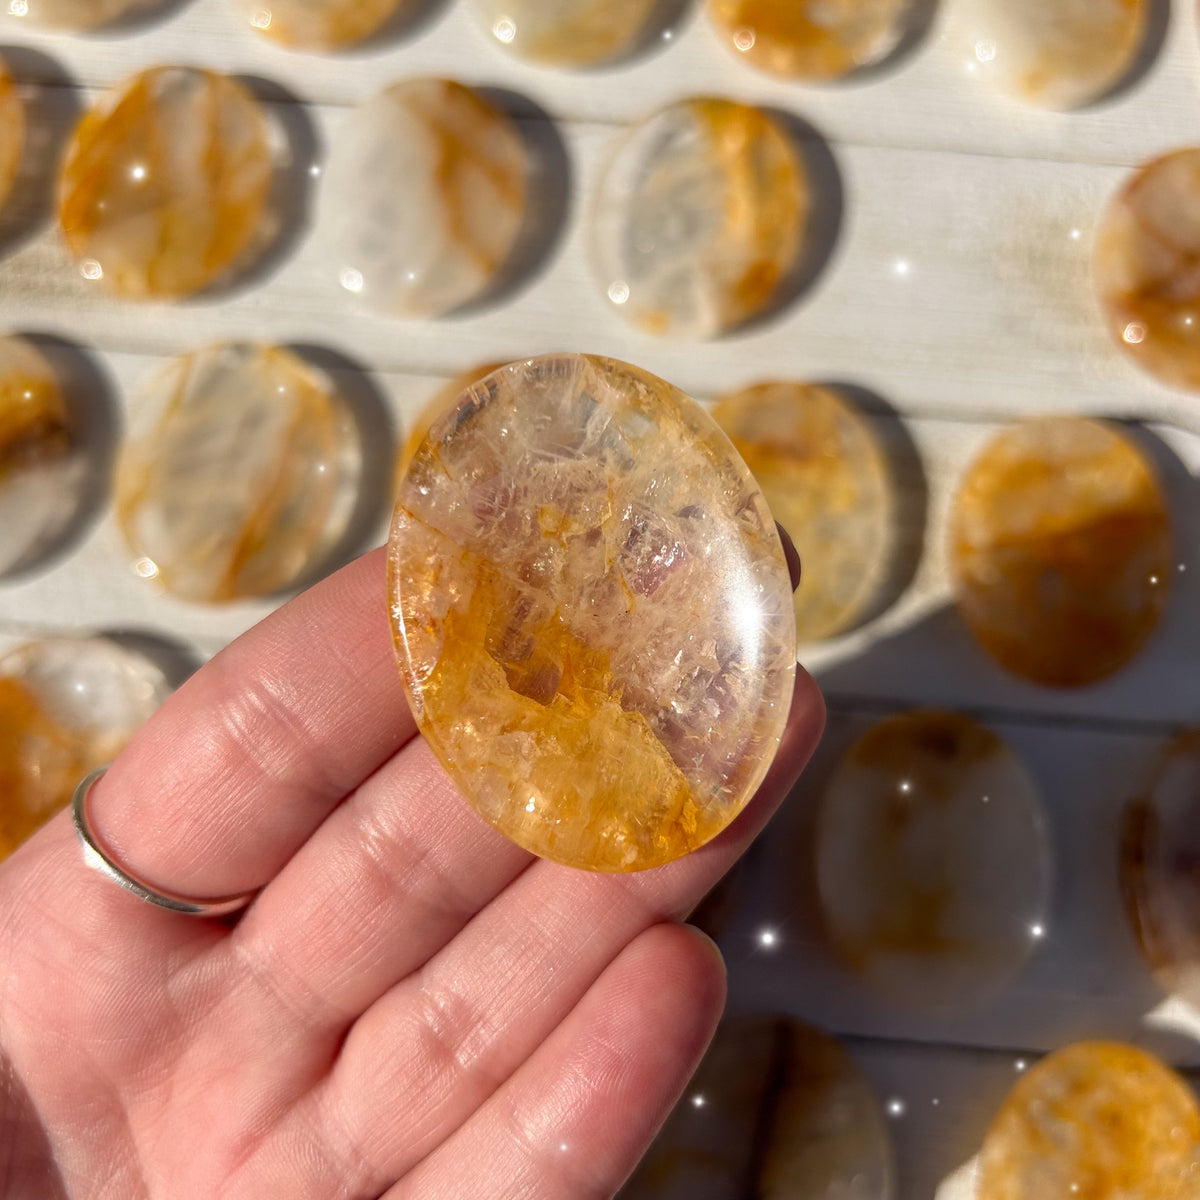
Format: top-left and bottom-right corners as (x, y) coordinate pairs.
(0, 678), (82, 860)
(58, 68), (273, 299)
(979, 1042), (1200, 1200)
(949, 418), (1171, 687)
(0, 64), (24, 212)
(707, 0), (912, 80)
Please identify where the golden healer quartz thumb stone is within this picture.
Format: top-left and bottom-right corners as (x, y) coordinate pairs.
(388, 354), (798, 873)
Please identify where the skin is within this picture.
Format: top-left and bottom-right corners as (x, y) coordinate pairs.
(0, 542), (822, 1200)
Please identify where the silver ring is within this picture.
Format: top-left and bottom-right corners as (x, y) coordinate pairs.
(72, 766), (257, 918)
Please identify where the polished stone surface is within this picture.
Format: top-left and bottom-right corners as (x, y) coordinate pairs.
(398, 362), (509, 476)
(959, 0), (1146, 110)
(712, 382), (892, 643)
(707, 0), (915, 80)
(0, 62), (23, 211)
(117, 343), (360, 603)
(58, 67), (274, 299)
(0, 336), (80, 578)
(326, 80), (528, 319)
(949, 418), (1171, 687)
(978, 1042), (1200, 1199)
(816, 711), (1049, 1014)
(591, 99), (808, 339)
(0, 637), (169, 861)
(5, 0), (159, 29)
(233, 0), (408, 48)
(1121, 731), (1200, 1009)
(623, 1017), (893, 1199)
(471, 0), (659, 66)
(389, 354), (797, 872)
(1096, 149), (1200, 392)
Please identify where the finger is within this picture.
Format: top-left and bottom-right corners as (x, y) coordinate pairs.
(385, 923), (725, 1200)
(299, 669), (822, 1191)
(226, 737), (533, 1032)
(86, 547), (413, 899)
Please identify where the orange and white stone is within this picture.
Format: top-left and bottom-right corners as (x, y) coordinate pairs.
(5, 0), (159, 30)
(326, 80), (528, 318)
(233, 0), (408, 49)
(58, 67), (274, 299)
(117, 343), (360, 604)
(470, 0), (660, 67)
(591, 99), (808, 339)
(978, 1042), (1200, 1199)
(1121, 731), (1200, 1010)
(0, 637), (170, 861)
(960, 0), (1147, 110)
(624, 1017), (894, 1197)
(707, 0), (917, 81)
(1096, 149), (1200, 393)
(711, 382), (892, 643)
(0, 335), (82, 578)
(816, 711), (1049, 1014)
(949, 418), (1171, 687)
(0, 62), (23, 211)
(389, 354), (797, 872)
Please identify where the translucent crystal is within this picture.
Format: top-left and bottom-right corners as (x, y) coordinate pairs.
(469, 0), (660, 67)
(58, 67), (274, 299)
(816, 711), (1049, 1013)
(0, 637), (170, 860)
(949, 418), (1171, 687)
(591, 99), (809, 339)
(389, 354), (797, 872)
(117, 343), (361, 603)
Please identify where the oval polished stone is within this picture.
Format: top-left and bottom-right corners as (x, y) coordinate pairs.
(706, 0), (917, 81)
(816, 711), (1049, 1014)
(233, 0), (408, 48)
(326, 80), (528, 319)
(471, 0), (660, 67)
(1096, 149), (1200, 392)
(389, 354), (798, 872)
(978, 1042), (1200, 1200)
(623, 1017), (894, 1199)
(117, 343), (360, 604)
(0, 62), (23, 211)
(5, 0), (160, 29)
(1121, 731), (1200, 1009)
(591, 99), (808, 339)
(0, 335), (83, 578)
(58, 67), (274, 299)
(711, 382), (892, 643)
(959, 0), (1146, 110)
(949, 418), (1171, 687)
(0, 637), (170, 861)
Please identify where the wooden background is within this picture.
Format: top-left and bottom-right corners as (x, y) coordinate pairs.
(2, 0), (1200, 1194)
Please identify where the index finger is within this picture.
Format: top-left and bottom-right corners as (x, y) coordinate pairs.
(85, 548), (414, 900)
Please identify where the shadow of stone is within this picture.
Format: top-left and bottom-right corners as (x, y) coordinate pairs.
(0, 1053), (67, 1200)
(0, 47), (80, 261)
(1089, 0), (1170, 108)
(0, 332), (121, 583)
(284, 343), (396, 590)
(819, 381), (930, 632)
(87, 0), (193, 35)
(99, 628), (201, 690)
(464, 89), (572, 316)
(732, 109), (843, 336)
(622, 0), (696, 66)
(200, 77), (319, 301)
(851, 0), (940, 84)
(355, 0), (451, 50)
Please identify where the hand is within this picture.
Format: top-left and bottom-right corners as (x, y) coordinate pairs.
(0, 547), (823, 1200)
